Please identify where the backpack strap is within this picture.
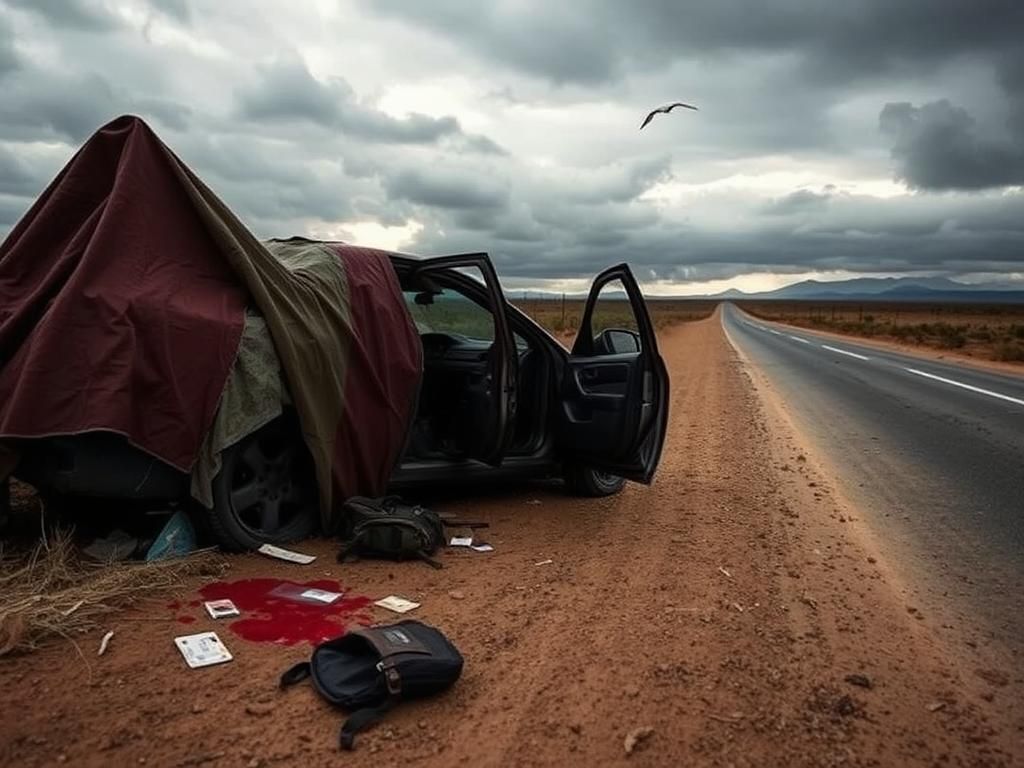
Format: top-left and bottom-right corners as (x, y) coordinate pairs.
(336, 527), (368, 563)
(279, 661), (311, 688)
(417, 550), (444, 569)
(441, 519), (490, 529)
(340, 699), (395, 750)
(338, 654), (406, 750)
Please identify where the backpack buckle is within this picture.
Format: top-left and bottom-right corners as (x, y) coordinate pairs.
(377, 661), (403, 695)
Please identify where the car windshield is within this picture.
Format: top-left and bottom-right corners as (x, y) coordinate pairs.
(402, 289), (495, 341)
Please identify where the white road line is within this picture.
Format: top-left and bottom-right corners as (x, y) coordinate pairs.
(788, 335), (811, 344)
(768, 329), (782, 336)
(904, 368), (1024, 407)
(821, 344), (870, 361)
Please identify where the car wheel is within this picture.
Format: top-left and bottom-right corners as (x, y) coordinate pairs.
(564, 464), (626, 497)
(207, 415), (319, 551)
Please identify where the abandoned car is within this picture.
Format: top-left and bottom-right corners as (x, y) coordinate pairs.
(0, 117), (669, 550)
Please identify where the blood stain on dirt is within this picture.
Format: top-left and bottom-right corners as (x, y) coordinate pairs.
(197, 578), (373, 646)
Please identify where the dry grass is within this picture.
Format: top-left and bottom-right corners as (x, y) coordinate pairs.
(0, 529), (226, 656)
(513, 298), (717, 334)
(740, 300), (1024, 364)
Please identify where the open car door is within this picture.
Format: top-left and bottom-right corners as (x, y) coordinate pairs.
(411, 253), (518, 466)
(559, 264), (669, 483)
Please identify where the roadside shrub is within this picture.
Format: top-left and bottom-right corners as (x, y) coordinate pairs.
(994, 342), (1024, 362)
(968, 327), (993, 342)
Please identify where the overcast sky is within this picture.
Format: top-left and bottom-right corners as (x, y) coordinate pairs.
(1, 0), (1022, 294)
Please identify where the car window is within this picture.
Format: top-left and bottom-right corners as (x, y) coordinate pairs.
(403, 287), (496, 341)
(586, 278), (642, 353)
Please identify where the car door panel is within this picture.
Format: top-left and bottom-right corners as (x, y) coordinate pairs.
(559, 264), (669, 483)
(411, 253), (517, 466)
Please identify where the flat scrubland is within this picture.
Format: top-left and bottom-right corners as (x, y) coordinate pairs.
(740, 300), (1024, 364)
(512, 298), (717, 335)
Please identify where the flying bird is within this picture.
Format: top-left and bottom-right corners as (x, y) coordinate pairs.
(640, 102), (698, 130)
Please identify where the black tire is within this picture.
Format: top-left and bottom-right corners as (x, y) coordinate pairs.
(564, 464), (626, 497)
(207, 415), (319, 552)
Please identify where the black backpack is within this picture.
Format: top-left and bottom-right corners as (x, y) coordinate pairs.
(338, 496), (487, 569)
(279, 620), (464, 750)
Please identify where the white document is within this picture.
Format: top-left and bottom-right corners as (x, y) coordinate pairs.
(375, 595), (420, 614)
(175, 631), (233, 668)
(449, 536), (473, 547)
(300, 588), (342, 604)
(257, 544), (316, 564)
(471, 543), (494, 552)
(203, 599), (240, 619)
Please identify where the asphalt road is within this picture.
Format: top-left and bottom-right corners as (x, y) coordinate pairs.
(721, 302), (1024, 648)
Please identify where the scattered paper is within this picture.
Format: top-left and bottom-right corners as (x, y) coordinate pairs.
(258, 544), (316, 564)
(534, 559), (553, 566)
(471, 543), (494, 552)
(375, 595), (420, 614)
(301, 588), (342, 604)
(204, 599), (240, 619)
(268, 583), (343, 605)
(175, 631), (233, 669)
(449, 536), (473, 547)
(98, 630), (114, 656)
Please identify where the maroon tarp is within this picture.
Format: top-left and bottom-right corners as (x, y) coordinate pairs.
(0, 118), (247, 471)
(330, 244), (423, 495)
(0, 116), (422, 520)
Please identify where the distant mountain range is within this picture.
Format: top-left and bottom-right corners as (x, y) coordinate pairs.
(512, 276), (1024, 303)
(707, 277), (1024, 303)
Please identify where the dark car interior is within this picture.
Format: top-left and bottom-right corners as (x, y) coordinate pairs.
(398, 273), (550, 466)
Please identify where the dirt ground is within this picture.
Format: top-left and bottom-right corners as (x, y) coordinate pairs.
(1, 315), (1021, 767)
(740, 301), (1024, 369)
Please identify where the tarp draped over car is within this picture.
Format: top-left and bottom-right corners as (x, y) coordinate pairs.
(0, 115), (422, 529)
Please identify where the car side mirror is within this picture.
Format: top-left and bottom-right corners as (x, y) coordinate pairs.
(414, 291), (436, 306)
(595, 328), (641, 355)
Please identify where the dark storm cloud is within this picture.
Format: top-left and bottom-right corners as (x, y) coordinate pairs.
(385, 166), (509, 210)
(0, 195), (30, 227)
(2, 1), (1022, 287)
(559, 156), (672, 205)
(3, 0), (119, 31)
(366, 1), (1024, 87)
(401, 184), (1024, 283)
(0, 14), (18, 75)
(0, 145), (40, 196)
(0, 69), (192, 142)
(152, 0), (190, 24)
(238, 57), (341, 126)
(132, 97), (192, 132)
(171, 132), (359, 225)
(237, 56), (502, 151)
(763, 189), (832, 216)
(0, 72), (119, 141)
(460, 134), (508, 156)
(880, 100), (1024, 190)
